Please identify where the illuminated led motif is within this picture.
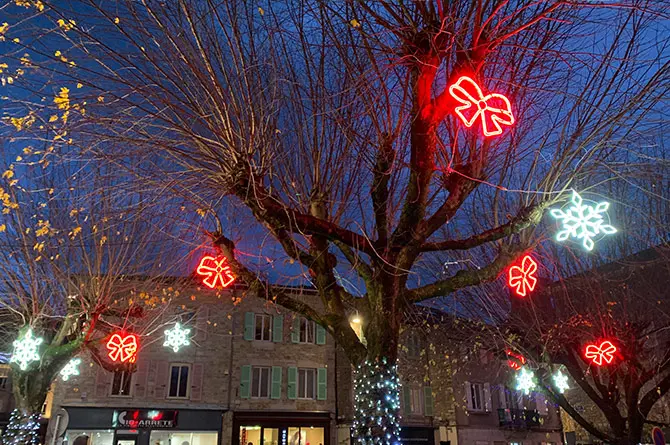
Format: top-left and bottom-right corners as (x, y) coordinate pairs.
(448, 76), (514, 137)
(508, 255), (538, 297)
(163, 322), (191, 353)
(10, 328), (43, 371)
(506, 349), (527, 371)
(553, 369), (569, 393)
(550, 191), (616, 251)
(106, 333), (138, 363)
(516, 367), (536, 395)
(196, 255), (236, 289)
(585, 340), (617, 366)
(60, 358), (81, 381)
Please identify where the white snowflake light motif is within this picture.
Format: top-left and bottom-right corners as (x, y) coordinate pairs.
(553, 369), (570, 394)
(164, 322), (191, 353)
(60, 358), (82, 381)
(516, 367), (536, 395)
(550, 190), (616, 251)
(10, 328), (43, 371)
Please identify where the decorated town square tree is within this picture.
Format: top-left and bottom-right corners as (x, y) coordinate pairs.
(3, 1), (668, 443)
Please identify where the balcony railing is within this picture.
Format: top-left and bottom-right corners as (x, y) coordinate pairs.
(497, 408), (542, 429)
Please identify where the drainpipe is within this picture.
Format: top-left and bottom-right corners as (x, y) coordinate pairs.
(50, 413), (62, 445)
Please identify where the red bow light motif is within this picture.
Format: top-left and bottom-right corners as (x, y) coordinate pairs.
(196, 255), (236, 289)
(585, 340), (617, 366)
(106, 333), (139, 363)
(506, 349), (527, 371)
(508, 255), (538, 297)
(448, 76), (515, 137)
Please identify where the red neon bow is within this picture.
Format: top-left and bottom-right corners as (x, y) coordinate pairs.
(106, 333), (138, 363)
(448, 76), (514, 137)
(508, 255), (538, 297)
(585, 340), (617, 366)
(196, 255), (236, 289)
(506, 349), (526, 371)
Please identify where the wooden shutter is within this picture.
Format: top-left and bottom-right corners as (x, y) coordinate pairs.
(316, 324), (326, 345)
(317, 368), (327, 400)
(195, 306), (209, 341)
(291, 318), (300, 343)
(190, 363), (204, 401)
(535, 393), (548, 415)
(154, 361), (169, 400)
(287, 366), (297, 399)
(273, 315), (284, 343)
(424, 387), (434, 417)
(134, 358), (149, 399)
(464, 382), (473, 410)
(239, 365), (251, 399)
(271, 366), (282, 399)
(244, 312), (255, 341)
(403, 387), (412, 414)
(95, 368), (112, 398)
(498, 386), (508, 410)
(483, 383), (491, 412)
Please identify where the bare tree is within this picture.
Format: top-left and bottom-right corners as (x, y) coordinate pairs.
(2, 0), (669, 442)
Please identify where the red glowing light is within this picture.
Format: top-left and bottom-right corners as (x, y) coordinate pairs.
(196, 255), (236, 289)
(508, 255), (538, 297)
(506, 349), (526, 371)
(448, 76), (514, 137)
(106, 333), (139, 363)
(585, 340), (617, 366)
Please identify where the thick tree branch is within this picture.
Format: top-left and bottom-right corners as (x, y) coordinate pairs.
(639, 370), (670, 417)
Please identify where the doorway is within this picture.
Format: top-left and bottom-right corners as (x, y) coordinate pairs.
(115, 435), (138, 445)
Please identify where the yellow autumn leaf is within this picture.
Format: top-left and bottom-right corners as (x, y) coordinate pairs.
(100, 235), (107, 245)
(69, 226), (82, 238)
(0, 224), (5, 232)
(0, 63), (7, 73)
(76, 83), (82, 88)
(54, 50), (61, 57)
(97, 96), (104, 103)
(258, 7), (264, 15)
(114, 17), (120, 24)
(54, 87), (70, 110)
(350, 19), (361, 28)
(33, 241), (45, 252)
(196, 208), (207, 217)
(2, 169), (13, 180)
(49, 115), (58, 122)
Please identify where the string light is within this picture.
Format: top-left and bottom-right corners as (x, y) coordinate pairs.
(163, 322), (191, 352)
(550, 191), (616, 251)
(10, 328), (43, 371)
(60, 357), (82, 381)
(3, 410), (40, 445)
(552, 369), (569, 393)
(515, 367), (536, 395)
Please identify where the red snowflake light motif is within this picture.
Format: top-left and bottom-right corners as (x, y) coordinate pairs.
(448, 76), (515, 137)
(106, 333), (138, 363)
(506, 349), (527, 371)
(196, 255), (236, 289)
(508, 255), (538, 297)
(585, 340), (617, 366)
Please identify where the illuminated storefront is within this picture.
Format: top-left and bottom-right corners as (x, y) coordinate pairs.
(60, 407), (223, 445)
(233, 412), (330, 445)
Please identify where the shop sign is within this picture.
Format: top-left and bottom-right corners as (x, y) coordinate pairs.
(113, 410), (178, 428)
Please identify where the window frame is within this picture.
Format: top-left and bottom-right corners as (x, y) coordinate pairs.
(297, 368), (316, 399)
(254, 314), (272, 342)
(409, 387), (424, 415)
(469, 382), (484, 411)
(299, 318), (316, 344)
(0, 377), (7, 390)
(251, 366), (271, 398)
(110, 370), (133, 397)
(167, 363), (191, 399)
(407, 332), (423, 358)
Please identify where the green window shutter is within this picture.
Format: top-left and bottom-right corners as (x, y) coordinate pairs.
(403, 387), (412, 414)
(317, 368), (327, 400)
(287, 366), (298, 400)
(424, 386), (434, 417)
(316, 324), (326, 345)
(291, 318), (300, 343)
(244, 312), (255, 341)
(271, 366), (282, 399)
(239, 365), (251, 399)
(273, 315), (284, 343)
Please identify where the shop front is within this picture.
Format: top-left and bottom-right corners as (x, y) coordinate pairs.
(398, 427), (436, 445)
(233, 411), (331, 445)
(60, 407), (223, 445)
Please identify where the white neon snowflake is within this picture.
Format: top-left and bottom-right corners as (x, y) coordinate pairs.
(10, 328), (43, 371)
(164, 322), (191, 353)
(552, 369), (569, 394)
(516, 367), (536, 395)
(550, 190), (616, 251)
(60, 358), (82, 381)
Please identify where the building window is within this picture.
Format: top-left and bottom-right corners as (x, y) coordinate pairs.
(299, 318), (315, 343)
(168, 364), (190, 398)
(255, 314), (272, 341)
(298, 368), (316, 399)
(251, 366), (271, 398)
(0, 377), (7, 389)
(407, 332), (423, 358)
(410, 387), (423, 414)
(469, 382), (484, 411)
(111, 370), (132, 396)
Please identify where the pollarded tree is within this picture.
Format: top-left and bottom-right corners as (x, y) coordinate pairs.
(2, 0), (669, 442)
(0, 160), (183, 441)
